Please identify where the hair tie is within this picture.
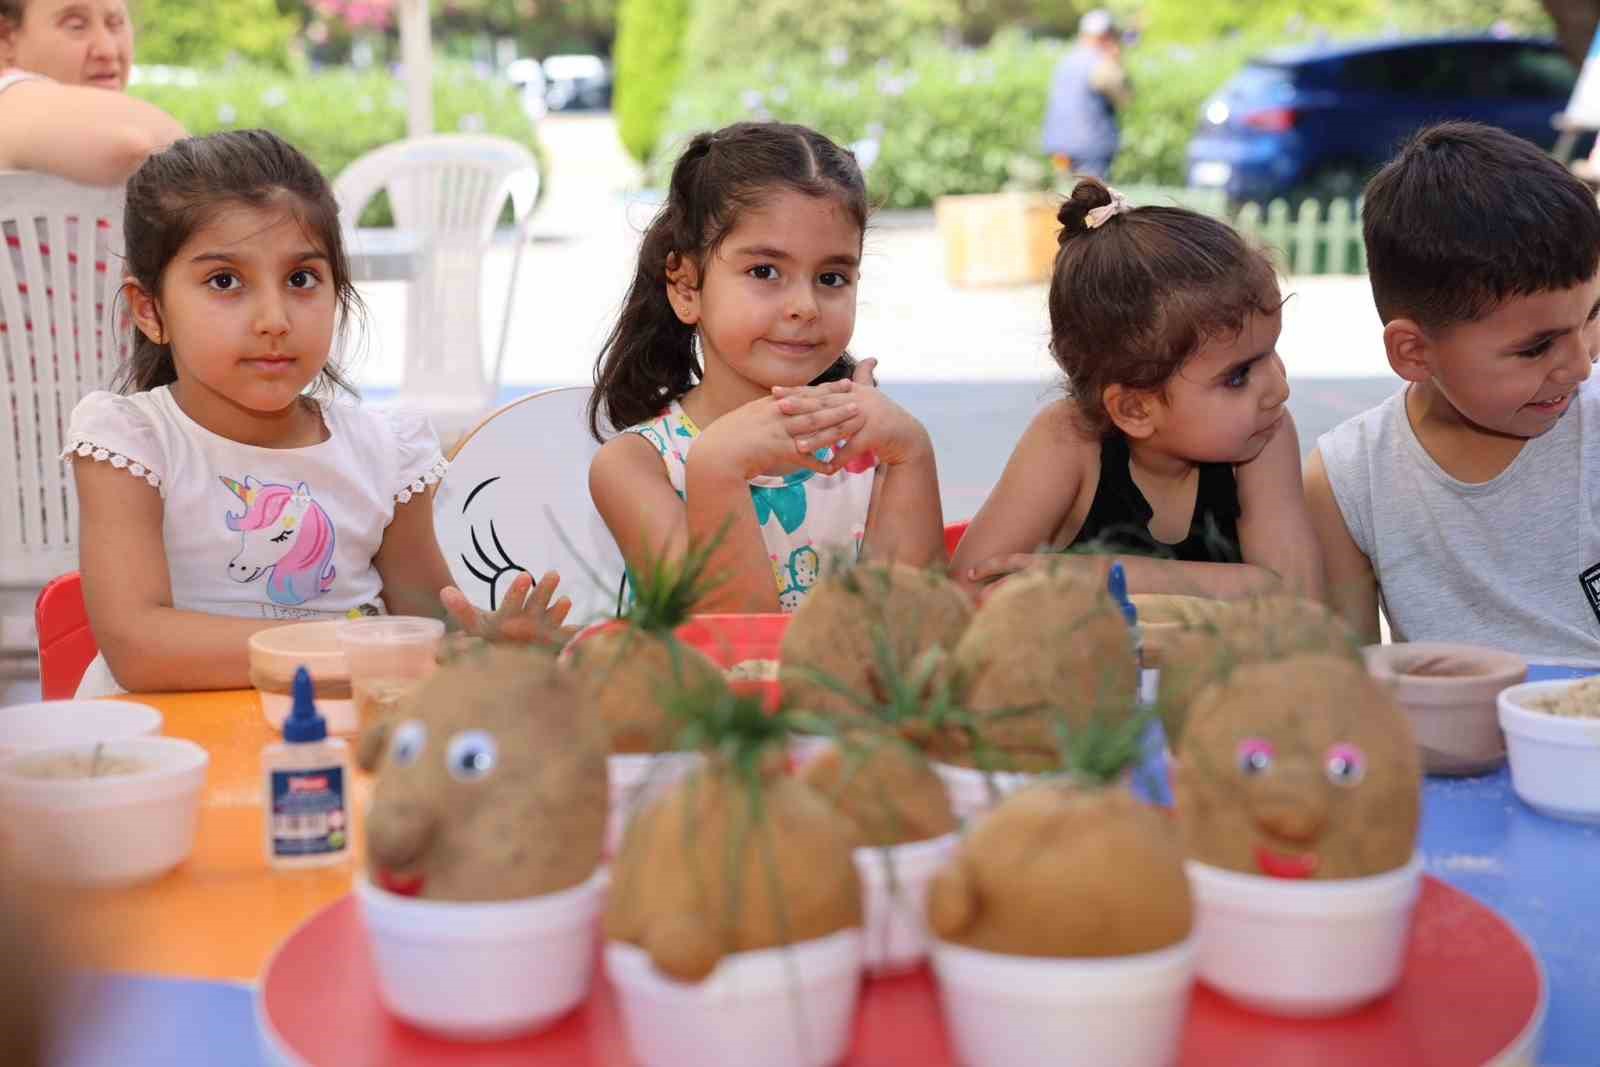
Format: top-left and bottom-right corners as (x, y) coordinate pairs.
(1083, 187), (1132, 230)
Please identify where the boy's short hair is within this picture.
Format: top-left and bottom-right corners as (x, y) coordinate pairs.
(1362, 121), (1600, 330)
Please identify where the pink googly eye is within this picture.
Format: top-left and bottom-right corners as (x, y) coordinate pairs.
(1236, 737), (1275, 775)
(1325, 743), (1367, 787)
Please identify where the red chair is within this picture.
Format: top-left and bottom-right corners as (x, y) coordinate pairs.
(35, 573), (98, 700)
(944, 520), (970, 558)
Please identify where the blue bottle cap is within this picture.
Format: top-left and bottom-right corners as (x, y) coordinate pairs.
(1107, 562), (1137, 627)
(282, 666), (328, 743)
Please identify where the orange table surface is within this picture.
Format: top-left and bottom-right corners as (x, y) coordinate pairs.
(58, 690), (368, 983)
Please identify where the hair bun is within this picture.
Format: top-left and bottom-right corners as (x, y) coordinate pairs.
(1057, 178), (1116, 246)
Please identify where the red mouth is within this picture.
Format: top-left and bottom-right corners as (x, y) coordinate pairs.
(377, 869), (425, 896)
(1255, 845), (1319, 879)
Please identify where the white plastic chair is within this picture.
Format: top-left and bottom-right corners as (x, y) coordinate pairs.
(0, 171), (127, 650)
(432, 385), (626, 627)
(333, 135), (541, 439)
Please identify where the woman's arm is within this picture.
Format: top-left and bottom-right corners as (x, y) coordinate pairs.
(0, 80), (184, 184)
(1303, 446), (1382, 643)
(74, 457), (288, 692)
(949, 401), (1086, 596)
(591, 433), (782, 614)
(1233, 411), (1324, 601)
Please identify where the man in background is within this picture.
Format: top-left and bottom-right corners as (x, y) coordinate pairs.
(1042, 9), (1133, 180)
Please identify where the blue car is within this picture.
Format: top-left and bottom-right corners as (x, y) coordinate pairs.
(1186, 35), (1578, 204)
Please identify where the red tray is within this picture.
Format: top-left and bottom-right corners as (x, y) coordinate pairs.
(258, 876), (1542, 1067)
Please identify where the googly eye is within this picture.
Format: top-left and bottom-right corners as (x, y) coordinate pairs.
(1236, 737), (1275, 776)
(446, 730), (498, 782)
(1325, 743), (1367, 787)
(389, 720), (426, 768)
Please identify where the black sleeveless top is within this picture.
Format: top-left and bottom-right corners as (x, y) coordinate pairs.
(1066, 434), (1242, 563)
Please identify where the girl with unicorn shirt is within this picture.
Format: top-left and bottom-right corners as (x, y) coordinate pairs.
(65, 130), (566, 697)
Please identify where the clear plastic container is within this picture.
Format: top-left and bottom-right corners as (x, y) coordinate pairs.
(337, 617), (445, 734)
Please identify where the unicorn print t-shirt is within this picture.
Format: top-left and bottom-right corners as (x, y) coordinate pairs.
(625, 400), (875, 611)
(63, 386), (447, 696)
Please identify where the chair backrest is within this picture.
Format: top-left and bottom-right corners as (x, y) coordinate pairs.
(944, 520), (970, 558)
(35, 571), (97, 699)
(333, 136), (540, 415)
(0, 171), (127, 587)
(433, 386), (626, 627)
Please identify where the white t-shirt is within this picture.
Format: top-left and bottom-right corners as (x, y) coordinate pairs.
(1318, 386), (1600, 663)
(63, 386), (448, 695)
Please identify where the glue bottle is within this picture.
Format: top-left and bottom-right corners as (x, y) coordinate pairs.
(264, 666), (351, 869)
(1106, 562), (1156, 706)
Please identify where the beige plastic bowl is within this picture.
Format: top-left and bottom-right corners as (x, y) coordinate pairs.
(248, 621), (356, 734)
(1364, 643), (1526, 776)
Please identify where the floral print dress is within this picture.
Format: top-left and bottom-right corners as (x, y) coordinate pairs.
(624, 400), (876, 611)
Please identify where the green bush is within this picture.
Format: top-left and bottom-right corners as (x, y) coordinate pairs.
(682, 0), (959, 74)
(655, 32), (1062, 210)
(613, 0), (692, 163)
(129, 63), (545, 225)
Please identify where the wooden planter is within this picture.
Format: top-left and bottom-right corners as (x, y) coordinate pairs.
(933, 192), (1060, 287)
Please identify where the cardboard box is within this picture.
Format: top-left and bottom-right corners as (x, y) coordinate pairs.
(933, 192), (1061, 287)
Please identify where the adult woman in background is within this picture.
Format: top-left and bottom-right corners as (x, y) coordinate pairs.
(0, 0), (184, 184)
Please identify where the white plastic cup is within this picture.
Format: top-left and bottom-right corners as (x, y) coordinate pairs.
(606, 752), (704, 856)
(0, 700), (162, 759)
(854, 833), (959, 974)
(1187, 853), (1423, 1017)
(605, 930), (863, 1067)
(0, 737), (208, 887)
(932, 762), (1037, 824)
(355, 868), (605, 1041)
(337, 617), (445, 734)
(932, 937), (1196, 1067)
(1498, 680), (1600, 823)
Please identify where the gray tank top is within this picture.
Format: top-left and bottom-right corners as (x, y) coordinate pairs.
(1318, 387), (1600, 663)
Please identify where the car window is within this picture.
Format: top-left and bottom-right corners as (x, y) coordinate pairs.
(1484, 45), (1577, 99)
(1227, 64), (1296, 104)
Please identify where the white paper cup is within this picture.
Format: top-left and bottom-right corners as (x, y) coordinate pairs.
(1499, 680), (1600, 824)
(933, 762), (1037, 823)
(0, 700), (162, 759)
(606, 752), (704, 856)
(854, 833), (959, 974)
(605, 930), (863, 1067)
(1187, 853), (1423, 1017)
(932, 937), (1195, 1067)
(0, 737), (207, 886)
(355, 868), (605, 1041)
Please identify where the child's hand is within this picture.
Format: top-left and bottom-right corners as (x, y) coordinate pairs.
(441, 570), (573, 646)
(776, 358), (929, 471)
(695, 380), (863, 480)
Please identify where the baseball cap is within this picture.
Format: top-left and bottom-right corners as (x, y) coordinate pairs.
(1079, 9), (1118, 36)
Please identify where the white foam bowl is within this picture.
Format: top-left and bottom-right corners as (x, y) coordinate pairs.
(0, 700), (162, 759)
(933, 762), (1038, 823)
(355, 868), (605, 1041)
(932, 937), (1195, 1067)
(607, 751), (704, 856)
(1187, 853), (1423, 1017)
(855, 833), (959, 974)
(1499, 679), (1600, 824)
(606, 929), (863, 1067)
(0, 737), (207, 887)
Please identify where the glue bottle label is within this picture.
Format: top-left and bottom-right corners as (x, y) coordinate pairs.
(268, 766), (348, 857)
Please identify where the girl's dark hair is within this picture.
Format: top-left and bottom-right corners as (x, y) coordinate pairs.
(588, 121), (868, 440)
(0, 0), (23, 26)
(1050, 178), (1280, 437)
(116, 129), (362, 395)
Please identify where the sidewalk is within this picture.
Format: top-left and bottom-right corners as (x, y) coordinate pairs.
(347, 115), (1391, 395)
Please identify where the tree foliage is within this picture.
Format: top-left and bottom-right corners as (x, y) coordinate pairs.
(133, 0), (301, 70)
(613, 0), (691, 162)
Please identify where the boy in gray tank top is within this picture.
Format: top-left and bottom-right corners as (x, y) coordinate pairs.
(1305, 121), (1600, 663)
